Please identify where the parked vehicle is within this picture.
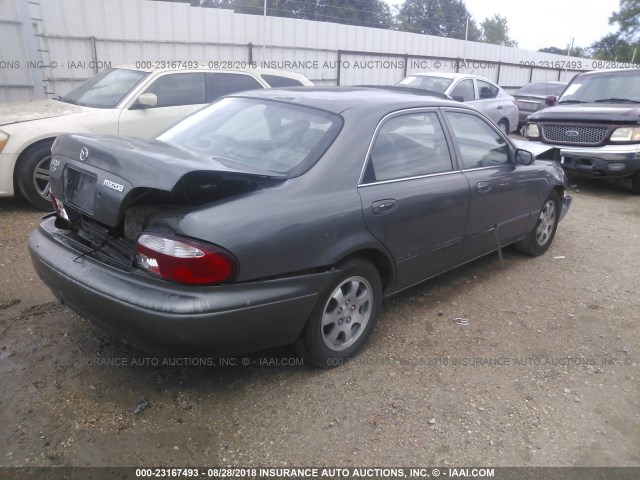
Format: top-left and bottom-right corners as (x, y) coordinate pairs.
(29, 88), (571, 367)
(0, 66), (313, 209)
(513, 81), (567, 128)
(524, 68), (640, 193)
(396, 73), (519, 134)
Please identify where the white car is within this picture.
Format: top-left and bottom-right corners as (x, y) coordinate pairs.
(0, 66), (313, 209)
(396, 72), (519, 135)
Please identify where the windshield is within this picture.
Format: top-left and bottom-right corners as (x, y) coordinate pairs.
(395, 75), (454, 93)
(516, 82), (566, 96)
(157, 97), (343, 177)
(558, 70), (640, 104)
(58, 68), (149, 108)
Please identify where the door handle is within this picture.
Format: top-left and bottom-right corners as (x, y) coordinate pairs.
(497, 105), (503, 110)
(371, 199), (397, 215)
(477, 181), (493, 194)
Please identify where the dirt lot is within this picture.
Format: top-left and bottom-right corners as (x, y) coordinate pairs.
(0, 176), (638, 470)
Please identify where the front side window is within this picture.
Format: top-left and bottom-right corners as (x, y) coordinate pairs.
(363, 112), (452, 183)
(58, 68), (149, 108)
(450, 79), (475, 102)
(143, 73), (206, 107)
(445, 111), (510, 169)
(157, 98), (342, 177)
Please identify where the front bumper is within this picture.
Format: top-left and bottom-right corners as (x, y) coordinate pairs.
(0, 152), (18, 196)
(29, 216), (337, 355)
(545, 143), (640, 178)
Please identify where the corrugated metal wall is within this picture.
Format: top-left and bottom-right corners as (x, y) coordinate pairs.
(1, 0), (600, 102)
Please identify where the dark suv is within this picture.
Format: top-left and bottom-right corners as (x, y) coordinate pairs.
(524, 69), (640, 193)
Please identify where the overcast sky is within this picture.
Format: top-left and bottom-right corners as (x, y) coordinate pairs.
(388, 0), (621, 52)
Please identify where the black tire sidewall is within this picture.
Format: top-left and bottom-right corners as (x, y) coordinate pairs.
(520, 190), (561, 256)
(301, 259), (382, 368)
(16, 141), (54, 211)
(631, 172), (640, 194)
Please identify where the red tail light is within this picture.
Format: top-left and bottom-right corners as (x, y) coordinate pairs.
(51, 194), (69, 221)
(136, 233), (237, 285)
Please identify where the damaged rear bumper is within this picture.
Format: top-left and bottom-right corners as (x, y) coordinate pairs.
(29, 216), (335, 355)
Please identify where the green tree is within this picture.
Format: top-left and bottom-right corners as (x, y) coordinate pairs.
(538, 45), (588, 57)
(590, 33), (637, 61)
(538, 46), (566, 55)
(480, 14), (517, 47)
(396, 0), (481, 40)
(199, 0), (393, 28)
(609, 0), (640, 42)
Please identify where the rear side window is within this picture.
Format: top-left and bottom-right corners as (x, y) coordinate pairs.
(363, 112), (452, 183)
(261, 74), (304, 87)
(207, 73), (263, 101)
(143, 73), (206, 107)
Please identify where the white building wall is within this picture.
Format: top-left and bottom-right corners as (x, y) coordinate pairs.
(1, 0), (608, 102)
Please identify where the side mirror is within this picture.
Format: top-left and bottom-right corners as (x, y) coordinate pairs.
(134, 93), (158, 109)
(545, 95), (557, 106)
(452, 95), (465, 102)
(515, 148), (535, 166)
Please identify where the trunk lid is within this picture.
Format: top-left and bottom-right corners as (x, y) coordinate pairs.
(50, 133), (285, 229)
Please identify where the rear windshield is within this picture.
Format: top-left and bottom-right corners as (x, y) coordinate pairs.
(157, 97), (342, 177)
(261, 74), (304, 87)
(559, 70), (640, 103)
(396, 75), (454, 93)
(516, 82), (566, 96)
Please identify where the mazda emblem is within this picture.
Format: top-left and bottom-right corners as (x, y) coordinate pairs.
(79, 147), (89, 161)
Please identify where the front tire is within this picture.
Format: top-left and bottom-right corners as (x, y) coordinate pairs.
(514, 191), (561, 256)
(498, 119), (509, 135)
(16, 141), (55, 211)
(296, 259), (382, 368)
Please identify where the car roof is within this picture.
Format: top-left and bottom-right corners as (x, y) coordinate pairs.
(231, 87), (467, 114)
(406, 72), (485, 81)
(525, 81), (567, 85)
(115, 64), (309, 80)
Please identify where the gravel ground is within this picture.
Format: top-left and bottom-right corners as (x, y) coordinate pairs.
(0, 176), (638, 469)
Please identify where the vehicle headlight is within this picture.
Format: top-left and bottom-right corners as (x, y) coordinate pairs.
(610, 127), (640, 142)
(0, 130), (9, 153)
(526, 124), (540, 138)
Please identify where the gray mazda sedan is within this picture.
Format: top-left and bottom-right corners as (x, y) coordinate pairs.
(29, 88), (572, 367)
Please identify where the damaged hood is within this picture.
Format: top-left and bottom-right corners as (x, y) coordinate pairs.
(0, 99), (87, 126)
(50, 134), (285, 227)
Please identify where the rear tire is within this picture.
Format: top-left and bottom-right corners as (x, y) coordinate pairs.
(631, 172), (640, 194)
(16, 141), (55, 211)
(295, 259), (382, 368)
(514, 191), (561, 256)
